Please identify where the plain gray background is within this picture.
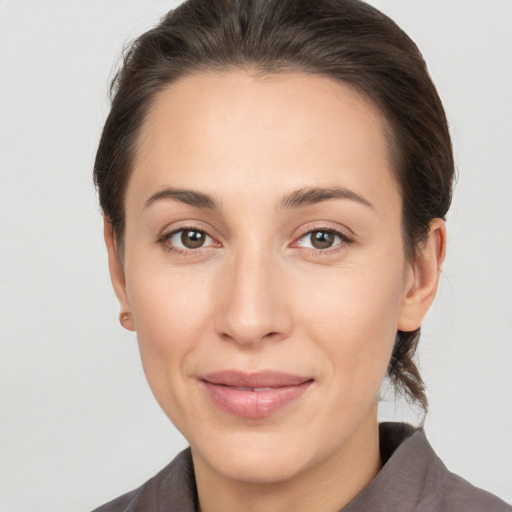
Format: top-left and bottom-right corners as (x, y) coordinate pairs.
(1, 1), (511, 510)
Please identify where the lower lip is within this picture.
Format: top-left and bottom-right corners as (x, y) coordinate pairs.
(201, 381), (312, 419)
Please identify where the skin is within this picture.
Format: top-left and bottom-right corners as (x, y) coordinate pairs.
(105, 70), (446, 512)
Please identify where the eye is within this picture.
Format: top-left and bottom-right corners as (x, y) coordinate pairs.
(165, 228), (216, 250)
(297, 229), (345, 250)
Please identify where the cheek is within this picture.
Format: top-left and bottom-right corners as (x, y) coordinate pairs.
(297, 257), (405, 397)
(127, 254), (215, 334)
(124, 261), (216, 399)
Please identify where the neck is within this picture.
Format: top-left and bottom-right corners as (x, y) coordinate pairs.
(194, 407), (381, 512)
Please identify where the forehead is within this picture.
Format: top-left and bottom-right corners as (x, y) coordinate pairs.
(130, 70), (398, 210)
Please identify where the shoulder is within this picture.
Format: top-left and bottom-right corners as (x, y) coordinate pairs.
(91, 478), (160, 512)
(422, 465), (512, 512)
(91, 448), (197, 512)
(343, 423), (510, 512)
(381, 423), (511, 512)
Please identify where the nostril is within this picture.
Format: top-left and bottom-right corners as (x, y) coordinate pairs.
(220, 330), (281, 344)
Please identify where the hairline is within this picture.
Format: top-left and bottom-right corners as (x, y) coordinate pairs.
(114, 65), (409, 262)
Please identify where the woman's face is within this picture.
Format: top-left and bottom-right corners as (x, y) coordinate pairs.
(110, 71), (422, 484)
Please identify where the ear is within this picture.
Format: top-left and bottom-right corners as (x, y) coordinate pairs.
(103, 217), (135, 331)
(398, 218), (447, 332)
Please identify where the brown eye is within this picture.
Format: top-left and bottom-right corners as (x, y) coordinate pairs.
(164, 228), (216, 251)
(298, 230), (344, 250)
(181, 229), (206, 249)
(311, 231), (336, 249)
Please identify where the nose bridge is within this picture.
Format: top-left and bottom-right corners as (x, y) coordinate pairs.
(216, 241), (290, 345)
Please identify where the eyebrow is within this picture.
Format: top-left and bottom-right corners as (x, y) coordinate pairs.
(144, 185), (373, 211)
(281, 187), (374, 210)
(144, 187), (219, 210)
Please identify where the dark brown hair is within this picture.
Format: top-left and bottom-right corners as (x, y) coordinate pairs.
(94, 0), (454, 413)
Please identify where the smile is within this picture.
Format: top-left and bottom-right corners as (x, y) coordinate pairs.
(200, 370), (313, 419)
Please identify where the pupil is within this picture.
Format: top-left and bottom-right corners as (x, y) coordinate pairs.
(312, 231), (334, 249)
(182, 230), (205, 249)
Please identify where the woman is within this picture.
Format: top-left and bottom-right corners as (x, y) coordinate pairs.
(92, 0), (511, 510)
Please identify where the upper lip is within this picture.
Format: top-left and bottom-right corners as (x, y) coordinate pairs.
(201, 370), (312, 388)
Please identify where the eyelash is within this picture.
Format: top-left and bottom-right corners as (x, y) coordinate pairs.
(156, 226), (354, 256)
(294, 227), (354, 255)
(157, 225), (218, 256)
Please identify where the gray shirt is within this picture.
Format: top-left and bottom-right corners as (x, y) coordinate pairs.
(93, 422), (511, 511)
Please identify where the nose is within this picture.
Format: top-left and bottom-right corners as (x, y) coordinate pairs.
(215, 248), (293, 346)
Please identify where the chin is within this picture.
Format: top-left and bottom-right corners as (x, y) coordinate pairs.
(190, 424), (336, 486)
(202, 442), (309, 484)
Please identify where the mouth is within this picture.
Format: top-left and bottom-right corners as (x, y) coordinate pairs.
(200, 370), (314, 419)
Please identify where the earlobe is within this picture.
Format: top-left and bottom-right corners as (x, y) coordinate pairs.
(398, 218), (447, 332)
(103, 217), (135, 331)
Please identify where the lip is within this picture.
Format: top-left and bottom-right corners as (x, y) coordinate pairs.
(200, 370), (313, 419)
